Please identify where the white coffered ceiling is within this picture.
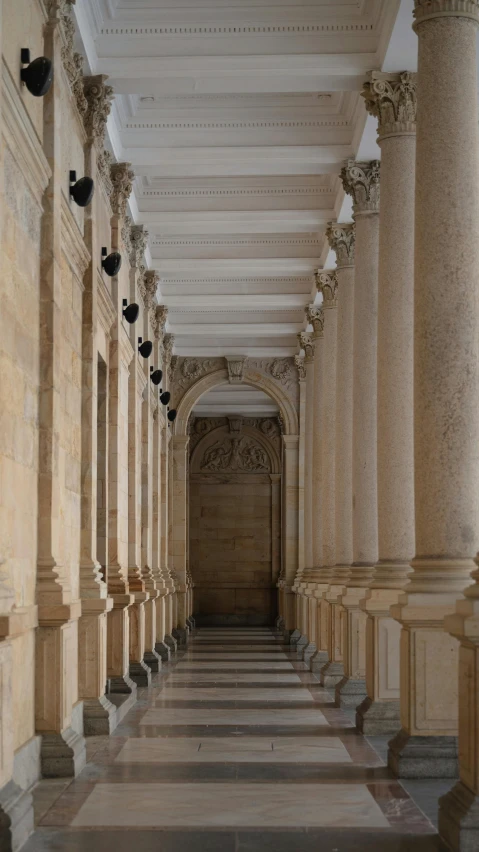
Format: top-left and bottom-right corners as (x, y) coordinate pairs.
(75, 0), (417, 413)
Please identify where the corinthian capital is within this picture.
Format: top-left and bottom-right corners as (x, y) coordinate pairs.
(110, 163), (134, 218)
(142, 270), (160, 310)
(154, 305), (168, 340)
(305, 305), (324, 338)
(362, 71), (417, 140)
(413, 0), (479, 26)
(83, 75), (114, 145)
(340, 159), (380, 215)
(326, 221), (355, 268)
(315, 270), (338, 308)
(298, 331), (314, 363)
(130, 225), (149, 268)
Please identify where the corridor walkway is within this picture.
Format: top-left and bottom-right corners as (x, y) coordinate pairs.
(25, 629), (445, 851)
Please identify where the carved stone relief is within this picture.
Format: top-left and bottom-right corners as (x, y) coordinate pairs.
(201, 436), (270, 473)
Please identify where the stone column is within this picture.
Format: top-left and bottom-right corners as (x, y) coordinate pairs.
(281, 435), (300, 636)
(320, 224), (355, 689)
(390, 1), (479, 788)
(314, 270), (342, 687)
(35, 12), (86, 777)
(354, 71), (417, 735)
(162, 335), (178, 652)
(270, 473), (282, 590)
(336, 160), (380, 707)
(288, 353), (306, 634)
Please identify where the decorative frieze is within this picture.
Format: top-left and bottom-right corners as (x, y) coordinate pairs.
(340, 159), (380, 215)
(315, 271), (338, 308)
(326, 221), (355, 268)
(83, 75), (114, 145)
(130, 224), (149, 269)
(362, 71), (417, 140)
(110, 162), (135, 218)
(298, 331), (314, 363)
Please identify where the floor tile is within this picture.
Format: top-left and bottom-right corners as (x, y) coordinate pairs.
(155, 687), (314, 702)
(140, 707), (329, 726)
(165, 672), (301, 683)
(115, 736), (351, 763)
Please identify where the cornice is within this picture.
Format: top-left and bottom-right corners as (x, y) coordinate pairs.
(151, 237), (321, 248)
(2, 60), (52, 203)
(128, 119), (350, 131)
(60, 195), (91, 285)
(160, 276), (313, 286)
(142, 186), (333, 199)
(100, 23), (374, 37)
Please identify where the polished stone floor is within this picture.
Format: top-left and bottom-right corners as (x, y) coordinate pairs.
(24, 627), (447, 851)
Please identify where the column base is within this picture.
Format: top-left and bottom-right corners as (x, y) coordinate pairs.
(186, 616), (195, 630)
(155, 641), (171, 662)
(275, 615), (284, 630)
(143, 650), (162, 673)
(107, 674), (137, 695)
(309, 649), (329, 673)
(172, 627), (189, 647)
(281, 628), (293, 644)
(129, 660), (152, 688)
(355, 696), (401, 735)
(40, 726), (86, 778)
(388, 729), (458, 778)
(164, 634), (177, 653)
(335, 676), (367, 708)
(439, 780), (479, 852)
(295, 634), (308, 655)
(319, 661), (345, 689)
(82, 696), (118, 736)
(302, 642), (316, 664)
(289, 628), (301, 645)
(0, 780), (34, 852)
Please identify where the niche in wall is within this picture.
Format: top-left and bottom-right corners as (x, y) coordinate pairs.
(189, 415), (282, 626)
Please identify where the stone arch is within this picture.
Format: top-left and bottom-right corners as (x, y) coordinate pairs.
(174, 367), (299, 436)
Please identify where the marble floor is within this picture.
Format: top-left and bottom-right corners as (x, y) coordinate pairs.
(24, 627), (447, 851)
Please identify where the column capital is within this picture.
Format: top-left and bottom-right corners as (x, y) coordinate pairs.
(315, 270), (338, 308)
(362, 71), (417, 140)
(153, 305), (168, 340)
(141, 270), (160, 310)
(326, 221), (355, 268)
(82, 74), (114, 145)
(305, 304), (324, 338)
(163, 333), (175, 364)
(294, 353), (306, 380)
(297, 331), (314, 363)
(340, 159), (380, 216)
(413, 0), (479, 27)
(110, 162), (135, 217)
(130, 224), (149, 269)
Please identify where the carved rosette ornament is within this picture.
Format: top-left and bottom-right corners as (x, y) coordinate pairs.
(315, 270), (338, 308)
(413, 0), (479, 25)
(298, 331), (314, 363)
(110, 162), (135, 218)
(226, 356), (247, 384)
(130, 225), (149, 269)
(153, 305), (168, 341)
(362, 71), (417, 140)
(294, 353), (306, 380)
(305, 304), (325, 337)
(142, 270), (160, 310)
(83, 75), (114, 145)
(340, 159), (380, 216)
(326, 221), (355, 268)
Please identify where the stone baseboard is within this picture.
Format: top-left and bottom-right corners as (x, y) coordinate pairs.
(309, 649), (329, 673)
(107, 674), (137, 695)
(388, 729), (458, 778)
(335, 676), (367, 708)
(143, 649), (162, 673)
(164, 634), (178, 653)
(0, 780), (34, 852)
(155, 641), (171, 661)
(355, 696), (401, 735)
(40, 726), (86, 778)
(302, 642), (316, 664)
(172, 627), (189, 647)
(289, 629), (301, 646)
(82, 696), (118, 736)
(129, 660), (152, 688)
(319, 660), (345, 688)
(439, 780), (479, 852)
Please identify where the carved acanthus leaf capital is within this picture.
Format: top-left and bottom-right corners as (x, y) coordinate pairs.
(154, 305), (168, 340)
(110, 162), (135, 218)
(226, 356), (247, 384)
(413, 0), (479, 26)
(130, 225), (149, 268)
(294, 354), (306, 380)
(315, 270), (338, 308)
(362, 71), (417, 139)
(305, 304), (325, 336)
(83, 75), (114, 145)
(326, 221), (355, 268)
(298, 331), (314, 363)
(142, 270), (160, 310)
(340, 159), (380, 215)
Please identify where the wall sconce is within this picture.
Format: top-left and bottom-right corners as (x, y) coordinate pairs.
(122, 300), (139, 324)
(167, 409), (177, 422)
(138, 337), (153, 359)
(150, 367), (163, 386)
(160, 391), (171, 405)
(20, 49), (53, 97)
(102, 247), (122, 277)
(69, 171), (94, 207)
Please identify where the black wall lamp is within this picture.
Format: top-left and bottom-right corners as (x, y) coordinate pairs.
(69, 171), (94, 207)
(122, 300), (139, 324)
(102, 247), (122, 277)
(150, 366), (163, 386)
(138, 337), (153, 359)
(21, 49), (53, 97)
(167, 409), (177, 423)
(160, 391), (170, 406)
